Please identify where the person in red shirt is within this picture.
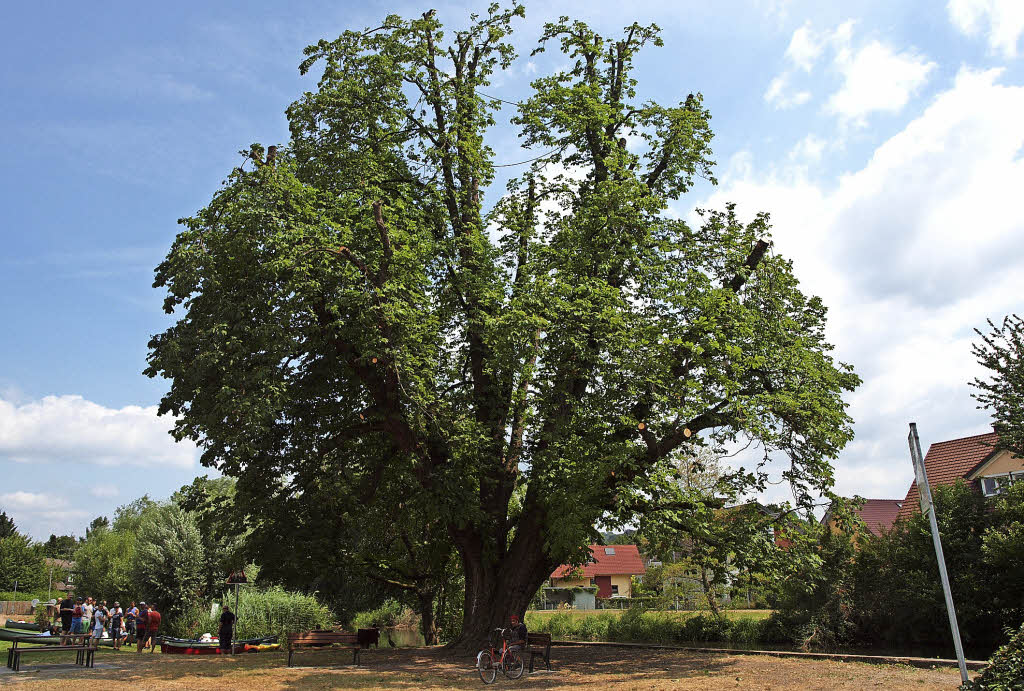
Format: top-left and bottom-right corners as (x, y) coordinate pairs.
(145, 604), (162, 653)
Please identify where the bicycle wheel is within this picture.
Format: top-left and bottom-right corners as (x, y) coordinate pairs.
(501, 648), (524, 680)
(477, 650), (496, 684)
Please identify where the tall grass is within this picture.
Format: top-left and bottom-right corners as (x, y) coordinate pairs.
(168, 587), (333, 641)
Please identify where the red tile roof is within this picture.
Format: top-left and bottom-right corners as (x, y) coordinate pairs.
(856, 499), (904, 536)
(897, 431), (998, 520)
(550, 544), (646, 579)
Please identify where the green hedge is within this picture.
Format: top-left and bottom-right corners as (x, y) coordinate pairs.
(0, 590), (54, 603)
(525, 608), (784, 646)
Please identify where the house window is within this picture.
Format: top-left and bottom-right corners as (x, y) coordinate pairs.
(604, 547), (616, 555)
(981, 472), (1024, 497)
(590, 578), (596, 586)
(611, 585), (619, 596)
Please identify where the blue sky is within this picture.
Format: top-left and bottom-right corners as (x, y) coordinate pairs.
(2, 0), (1023, 538)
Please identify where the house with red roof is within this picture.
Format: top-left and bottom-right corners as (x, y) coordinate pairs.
(897, 430), (1022, 520)
(549, 544), (646, 600)
(825, 498), (904, 537)
(854, 499), (904, 536)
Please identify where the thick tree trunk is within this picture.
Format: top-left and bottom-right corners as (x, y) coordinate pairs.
(418, 589), (437, 646)
(446, 522), (555, 653)
(700, 566), (721, 617)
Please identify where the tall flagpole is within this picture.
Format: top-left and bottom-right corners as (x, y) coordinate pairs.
(908, 423), (968, 684)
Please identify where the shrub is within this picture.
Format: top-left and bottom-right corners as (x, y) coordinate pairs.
(963, 622), (1024, 690)
(351, 598), (417, 630)
(728, 617), (765, 646)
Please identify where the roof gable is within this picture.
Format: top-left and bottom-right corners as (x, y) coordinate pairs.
(966, 449), (1024, 480)
(898, 431), (998, 519)
(550, 544), (647, 579)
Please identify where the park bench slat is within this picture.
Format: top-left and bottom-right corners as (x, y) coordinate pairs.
(286, 631), (362, 667)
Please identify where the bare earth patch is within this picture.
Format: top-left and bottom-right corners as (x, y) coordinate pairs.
(0, 645), (969, 689)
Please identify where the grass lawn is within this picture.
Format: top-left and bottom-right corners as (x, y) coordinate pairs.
(0, 644), (971, 689)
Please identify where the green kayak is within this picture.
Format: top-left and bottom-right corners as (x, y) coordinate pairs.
(0, 628), (118, 646)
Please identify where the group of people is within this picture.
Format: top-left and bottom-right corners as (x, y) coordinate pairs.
(57, 596), (162, 651)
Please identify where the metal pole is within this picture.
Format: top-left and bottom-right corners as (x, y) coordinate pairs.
(909, 423), (969, 684)
(234, 583), (240, 629)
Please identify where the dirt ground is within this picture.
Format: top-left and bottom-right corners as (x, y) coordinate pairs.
(0, 645), (972, 689)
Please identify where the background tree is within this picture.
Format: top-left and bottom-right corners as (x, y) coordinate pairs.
(133, 505), (205, 623)
(85, 516), (110, 539)
(173, 476), (249, 597)
(637, 446), (784, 615)
(147, 5), (858, 647)
(0, 533), (46, 592)
(0, 511), (16, 540)
(73, 525), (137, 604)
(972, 314), (1024, 456)
(41, 534), (78, 560)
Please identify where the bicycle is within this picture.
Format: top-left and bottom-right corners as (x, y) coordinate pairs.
(476, 627), (524, 684)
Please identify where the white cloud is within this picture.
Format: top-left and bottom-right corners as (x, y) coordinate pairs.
(826, 39), (936, 126)
(0, 395), (197, 469)
(787, 134), (827, 164)
(948, 0), (1024, 58)
(700, 67), (1024, 502)
(764, 74), (811, 109)
(766, 20), (934, 126)
(785, 22), (826, 72)
(0, 492), (90, 539)
(1, 491), (53, 511)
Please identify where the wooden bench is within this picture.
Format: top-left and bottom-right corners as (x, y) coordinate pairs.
(286, 631), (362, 667)
(527, 632), (552, 672)
(7, 634), (90, 668)
(8, 634), (98, 672)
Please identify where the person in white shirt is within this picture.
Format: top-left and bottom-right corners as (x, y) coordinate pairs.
(81, 599), (94, 634)
(92, 607), (106, 639)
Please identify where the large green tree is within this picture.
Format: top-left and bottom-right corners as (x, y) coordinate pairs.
(147, 5), (858, 647)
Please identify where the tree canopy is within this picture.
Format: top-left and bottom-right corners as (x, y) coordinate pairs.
(147, 4), (858, 645)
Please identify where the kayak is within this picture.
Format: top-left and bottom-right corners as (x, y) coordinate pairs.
(158, 635), (278, 655)
(4, 621), (41, 632)
(0, 628), (122, 647)
(0, 628), (62, 644)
